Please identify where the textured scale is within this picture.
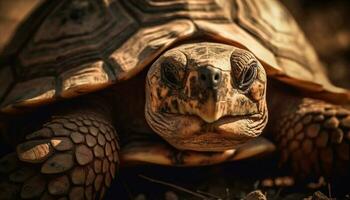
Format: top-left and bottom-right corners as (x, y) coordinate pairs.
(41, 154), (74, 174)
(48, 175), (70, 196)
(0, 110), (119, 200)
(70, 132), (84, 144)
(75, 145), (93, 165)
(0, 0), (349, 113)
(9, 167), (35, 183)
(277, 98), (350, 177)
(21, 175), (46, 199)
(94, 145), (105, 159)
(70, 167), (85, 185)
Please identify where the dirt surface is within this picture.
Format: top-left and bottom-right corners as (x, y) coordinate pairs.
(106, 157), (349, 199)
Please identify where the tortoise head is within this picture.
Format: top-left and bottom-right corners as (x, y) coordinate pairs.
(145, 42), (268, 151)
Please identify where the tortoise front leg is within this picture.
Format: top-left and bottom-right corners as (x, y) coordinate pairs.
(274, 98), (349, 178)
(0, 106), (119, 199)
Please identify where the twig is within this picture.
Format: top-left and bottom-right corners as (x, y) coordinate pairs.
(225, 188), (231, 200)
(139, 174), (209, 199)
(196, 189), (223, 200)
(253, 180), (260, 190)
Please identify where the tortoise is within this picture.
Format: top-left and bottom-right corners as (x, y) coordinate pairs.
(0, 0), (349, 199)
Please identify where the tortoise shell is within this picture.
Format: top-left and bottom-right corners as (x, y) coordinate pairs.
(0, 0), (349, 113)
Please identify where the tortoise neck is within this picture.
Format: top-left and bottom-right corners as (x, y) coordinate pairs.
(109, 69), (154, 135)
(265, 77), (304, 133)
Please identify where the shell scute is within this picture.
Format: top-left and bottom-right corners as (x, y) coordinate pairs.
(1, 0), (349, 113)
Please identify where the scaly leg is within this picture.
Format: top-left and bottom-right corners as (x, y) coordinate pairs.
(274, 98), (349, 178)
(0, 106), (119, 199)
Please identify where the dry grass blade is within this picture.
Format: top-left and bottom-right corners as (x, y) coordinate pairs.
(328, 183), (332, 199)
(225, 188), (231, 200)
(138, 174), (212, 199)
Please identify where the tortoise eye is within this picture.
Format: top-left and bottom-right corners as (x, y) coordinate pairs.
(238, 62), (257, 91)
(161, 61), (182, 88)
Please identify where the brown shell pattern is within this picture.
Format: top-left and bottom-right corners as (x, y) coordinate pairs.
(0, 0), (349, 113)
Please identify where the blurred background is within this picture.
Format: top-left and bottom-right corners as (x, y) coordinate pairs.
(282, 0), (350, 89)
(0, 0), (349, 199)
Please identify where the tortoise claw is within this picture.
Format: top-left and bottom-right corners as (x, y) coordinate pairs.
(17, 139), (53, 163)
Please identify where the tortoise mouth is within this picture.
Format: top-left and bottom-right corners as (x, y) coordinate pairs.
(154, 111), (266, 152)
(201, 112), (262, 132)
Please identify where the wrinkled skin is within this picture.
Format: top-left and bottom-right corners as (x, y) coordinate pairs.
(145, 42), (268, 151)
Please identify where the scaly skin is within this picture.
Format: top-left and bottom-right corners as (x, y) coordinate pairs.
(274, 98), (350, 178)
(267, 80), (350, 178)
(0, 104), (119, 200)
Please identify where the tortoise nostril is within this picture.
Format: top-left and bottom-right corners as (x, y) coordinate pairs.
(198, 66), (222, 89)
(214, 73), (220, 81)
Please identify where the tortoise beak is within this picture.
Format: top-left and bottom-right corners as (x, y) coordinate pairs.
(194, 65), (225, 123)
(198, 95), (223, 123)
